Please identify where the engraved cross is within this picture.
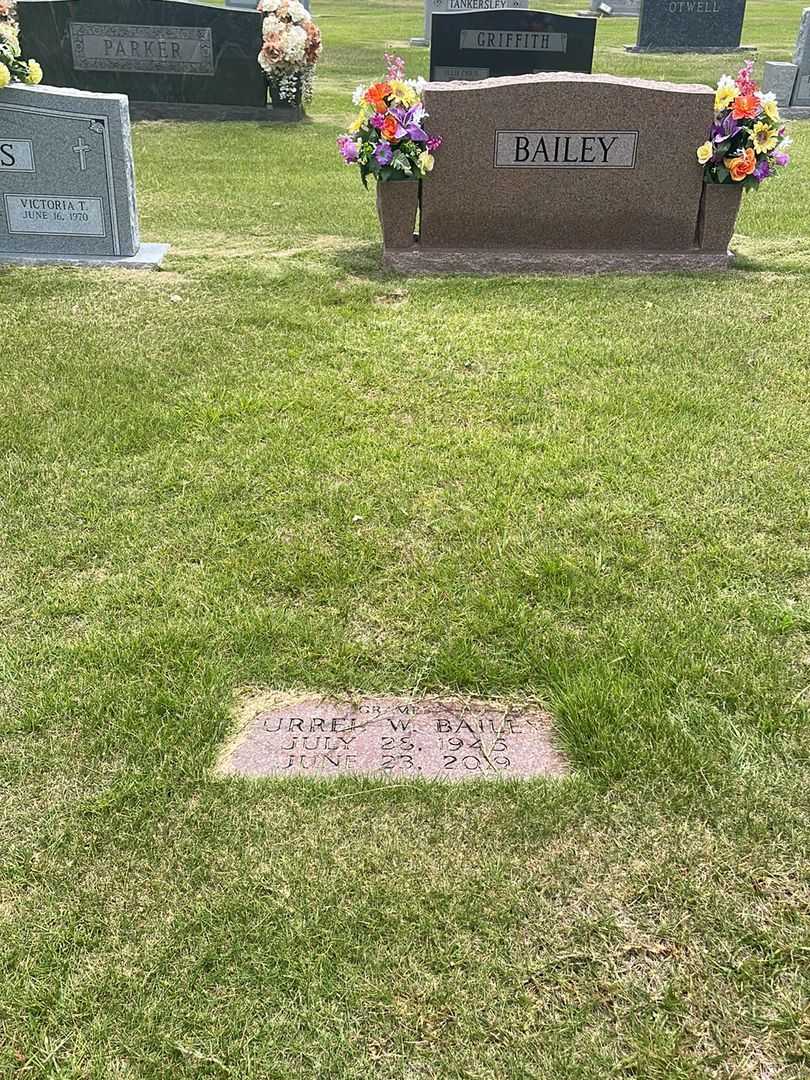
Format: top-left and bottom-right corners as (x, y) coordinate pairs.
(72, 137), (92, 171)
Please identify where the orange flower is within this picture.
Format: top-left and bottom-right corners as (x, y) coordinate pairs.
(380, 114), (398, 141)
(731, 94), (759, 120)
(365, 81), (392, 113)
(724, 147), (756, 182)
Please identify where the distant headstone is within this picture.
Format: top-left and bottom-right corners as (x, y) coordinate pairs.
(218, 696), (568, 780)
(429, 9), (595, 82)
(588, 0), (640, 16)
(628, 0), (749, 53)
(763, 8), (810, 116)
(410, 0), (528, 49)
(378, 73), (743, 273)
(0, 83), (167, 268)
(17, 0), (269, 120)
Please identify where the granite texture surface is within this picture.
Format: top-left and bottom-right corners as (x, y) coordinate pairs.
(18, 0), (268, 117)
(384, 248), (733, 273)
(218, 696), (568, 781)
(0, 82), (140, 259)
(429, 8), (595, 81)
(762, 61), (798, 108)
(417, 0), (528, 48)
(630, 0), (748, 52)
(0, 241), (169, 267)
(416, 73), (714, 254)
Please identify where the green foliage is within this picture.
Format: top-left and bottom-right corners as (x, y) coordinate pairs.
(1, 1), (809, 1077)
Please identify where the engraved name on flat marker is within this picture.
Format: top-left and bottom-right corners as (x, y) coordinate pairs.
(495, 130), (639, 168)
(219, 696), (568, 780)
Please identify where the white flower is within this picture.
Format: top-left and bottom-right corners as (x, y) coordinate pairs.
(717, 74), (735, 91)
(286, 0), (309, 23)
(258, 0), (280, 11)
(760, 90), (777, 106)
(284, 23), (307, 62)
(351, 83), (366, 105)
(262, 13), (282, 34)
(778, 136), (793, 150)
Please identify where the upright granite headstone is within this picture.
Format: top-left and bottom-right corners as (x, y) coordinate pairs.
(629, 0), (749, 53)
(17, 0), (269, 120)
(378, 73), (742, 273)
(429, 9), (595, 82)
(763, 8), (810, 116)
(0, 83), (167, 267)
(410, 0), (528, 49)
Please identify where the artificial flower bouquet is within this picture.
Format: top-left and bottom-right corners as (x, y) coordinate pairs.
(698, 62), (790, 188)
(257, 0), (321, 107)
(0, 1), (42, 88)
(337, 55), (442, 186)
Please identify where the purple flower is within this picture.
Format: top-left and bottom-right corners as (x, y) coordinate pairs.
(711, 113), (740, 143)
(426, 135), (442, 152)
(374, 141), (393, 165)
(369, 112), (385, 130)
(337, 135), (359, 164)
(773, 150), (790, 167)
(392, 104), (427, 142)
(753, 157), (771, 181)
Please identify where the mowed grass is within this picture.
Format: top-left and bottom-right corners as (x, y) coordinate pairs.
(2, 0), (810, 1076)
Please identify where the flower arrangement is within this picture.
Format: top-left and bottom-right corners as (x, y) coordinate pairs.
(337, 55), (442, 186)
(698, 62), (790, 187)
(257, 0), (321, 107)
(0, 1), (42, 88)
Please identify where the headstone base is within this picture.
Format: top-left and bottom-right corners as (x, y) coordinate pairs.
(409, 36), (428, 45)
(577, 9), (637, 16)
(383, 247), (734, 275)
(625, 44), (754, 53)
(777, 106), (810, 119)
(0, 243), (170, 270)
(129, 102), (274, 122)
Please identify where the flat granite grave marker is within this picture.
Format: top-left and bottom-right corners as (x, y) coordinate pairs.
(377, 72), (743, 274)
(410, 0), (528, 50)
(628, 0), (750, 53)
(17, 0), (269, 120)
(0, 82), (167, 267)
(763, 8), (810, 118)
(219, 696), (568, 781)
(429, 9), (595, 82)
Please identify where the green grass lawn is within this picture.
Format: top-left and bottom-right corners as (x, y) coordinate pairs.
(2, 0), (810, 1076)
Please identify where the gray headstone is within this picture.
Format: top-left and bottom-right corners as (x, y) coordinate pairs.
(411, 0), (528, 48)
(762, 61), (797, 108)
(17, 0), (269, 121)
(791, 7), (810, 106)
(0, 83), (167, 268)
(629, 0), (749, 53)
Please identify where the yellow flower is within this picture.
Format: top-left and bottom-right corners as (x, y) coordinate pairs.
(24, 59), (42, 85)
(389, 79), (417, 106)
(0, 63), (10, 89)
(748, 120), (778, 154)
(696, 140), (713, 165)
(714, 78), (737, 112)
(418, 151), (434, 173)
(347, 110), (365, 133)
(761, 93), (780, 123)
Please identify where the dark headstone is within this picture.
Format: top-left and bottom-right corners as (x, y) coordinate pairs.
(17, 0), (269, 120)
(219, 695), (568, 780)
(429, 9), (595, 82)
(629, 0), (749, 53)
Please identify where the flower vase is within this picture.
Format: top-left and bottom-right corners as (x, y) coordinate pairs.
(268, 78), (303, 121)
(376, 180), (419, 251)
(697, 182), (744, 253)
